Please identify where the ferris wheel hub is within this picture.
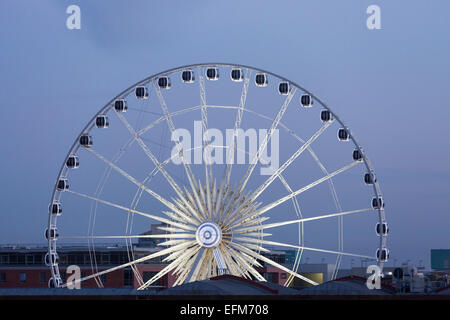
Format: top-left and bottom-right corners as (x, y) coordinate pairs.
(196, 222), (222, 248)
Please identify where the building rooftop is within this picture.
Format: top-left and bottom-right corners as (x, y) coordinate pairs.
(156, 274), (300, 295)
(296, 275), (396, 295)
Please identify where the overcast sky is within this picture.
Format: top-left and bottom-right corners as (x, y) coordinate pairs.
(0, 0), (449, 267)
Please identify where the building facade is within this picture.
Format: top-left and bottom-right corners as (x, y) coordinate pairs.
(0, 244), (296, 289)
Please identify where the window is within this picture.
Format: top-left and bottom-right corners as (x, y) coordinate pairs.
(9, 255), (17, 265)
(142, 272), (166, 287)
(34, 254), (43, 265)
(40, 272), (46, 284)
(263, 272), (278, 283)
(0, 272), (6, 283)
(26, 255), (34, 265)
(68, 253), (83, 265)
(101, 254), (110, 265)
(110, 253), (119, 265)
(0, 255), (9, 265)
(124, 269), (133, 287)
(19, 272), (26, 283)
(143, 271), (155, 283)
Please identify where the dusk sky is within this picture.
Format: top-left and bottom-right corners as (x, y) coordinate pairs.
(0, 1), (449, 268)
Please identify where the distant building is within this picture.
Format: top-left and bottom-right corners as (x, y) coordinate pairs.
(296, 275), (396, 295)
(137, 223), (170, 248)
(431, 249), (450, 270)
(0, 244), (171, 289)
(0, 243), (291, 289)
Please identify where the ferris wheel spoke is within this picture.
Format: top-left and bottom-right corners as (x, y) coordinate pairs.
(229, 240), (318, 285)
(137, 105), (201, 136)
(163, 243), (197, 262)
(250, 121), (332, 203)
(198, 67), (214, 215)
(114, 112), (201, 224)
(221, 195), (256, 226)
(61, 240), (196, 288)
(173, 254), (197, 286)
(138, 245), (201, 290)
(153, 81), (199, 192)
(278, 174), (304, 276)
(60, 233), (195, 240)
(224, 244), (266, 281)
(231, 161), (360, 227)
(234, 216), (270, 230)
(173, 252), (200, 284)
(182, 186), (207, 221)
(227, 122), (331, 225)
(158, 223), (194, 235)
(85, 147), (199, 226)
(233, 208), (373, 233)
(278, 173), (303, 218)
(218, 245), (241, 277)
(224, 68), (252, 190)
(238, 87), (297, 194)
(196, 180), (210, 220)
(236, 237), (376, 260)
(158, 239), (191, 247)
(224, 246), (253, 279)
(243, 106), (343, 216)
(65, 189), (196, 231)
(186, 247), (207, 282)
(215, 179), (227, 222)
(206, 250), (217, 279)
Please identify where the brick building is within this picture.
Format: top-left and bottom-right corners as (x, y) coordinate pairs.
(0, 244), (291, 289)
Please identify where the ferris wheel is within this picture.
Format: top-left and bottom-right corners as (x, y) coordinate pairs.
(46, 63), (388, 289)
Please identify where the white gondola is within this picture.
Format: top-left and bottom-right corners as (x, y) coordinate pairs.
(376, 222), (389, 236)
(48, 276), (62, 288)
(45, 227), (59, 240)
(376, 248), (390, 262)
(114, 99), (127, 112)
(95, 115), (109, 128)
(353, 149), (363, 161)
(372, 197), (384, 209)
(320, 110), (334, 122)
(364, 172), (377, 184)
(45, 252), (59, 266)
(182, 70), (195, 83)
(57, 178), (69, 191)
(49, 202), (62, 216)
(255, 73), (268, 87)
(135, 86), (149, 99)
(206, 67), (219, 81)
(338, 128), (350, 141)
(300, 94), (313, 108)
(158, 76), (171, 89)
(278, 82), (290, 95)
(231, 68), (243, 82)
(66, 155), (79, 169)
(79, 134), (93, 148)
